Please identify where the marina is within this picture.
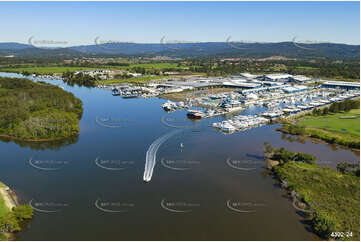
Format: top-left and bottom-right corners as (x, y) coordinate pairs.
(210, 89), (359, 134)
(0, 1), (359, 241)
(0, 72), (358, 241)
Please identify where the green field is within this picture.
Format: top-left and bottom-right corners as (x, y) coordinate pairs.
(0, 66), (117, 75)
(298, 109), (360, 137)
(0, 62), (189, 75)
(98, 75), (169, 85)
(127, 63), (186, 70)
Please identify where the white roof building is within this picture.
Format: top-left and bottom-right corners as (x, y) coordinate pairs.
(222, 79), (261, 88)
(282, 85), (308, 93)
(265, 74), (293, 81)
(240, 73), (260, 79)
(291, 75), (312, 82)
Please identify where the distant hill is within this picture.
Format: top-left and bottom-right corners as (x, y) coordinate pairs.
(0, 42), (359, 60)
(0, 42), (33, 50)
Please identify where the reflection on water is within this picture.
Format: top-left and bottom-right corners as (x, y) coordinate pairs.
(280, 132), (360, 163)
(0, 72), (358, 241)
(0, 135), (79, 151)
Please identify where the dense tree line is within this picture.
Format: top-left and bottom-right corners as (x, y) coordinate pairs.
(62, 71), (98, 87)
(264, 142), (317, 165)
(1, 56), (359, 82)
(0, 77), (83, 140)
(337, 162), (360, 177)
(185, 58), (360, 80)
(312, 99), (360, 116)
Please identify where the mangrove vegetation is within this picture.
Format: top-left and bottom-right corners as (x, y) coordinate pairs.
(264, 143), (360, 240)
(0, 77), (83, 141)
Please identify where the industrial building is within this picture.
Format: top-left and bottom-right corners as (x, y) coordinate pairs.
(240, 84), (291, 94)
(240, 73), (261, 80)
(260, 74), (293, 82)
(289, 75), (312, 83)
(222, 79), (262, 89)
(282, 85), (308, 93)
(321, 81), (360, 90)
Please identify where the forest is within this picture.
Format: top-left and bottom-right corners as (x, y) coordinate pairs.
(0, 77), (83, 140)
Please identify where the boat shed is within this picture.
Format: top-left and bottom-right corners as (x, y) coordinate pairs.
(321, 81), (360, 90)
(222, 80), (262, 89)
(261, 74), (293, 82)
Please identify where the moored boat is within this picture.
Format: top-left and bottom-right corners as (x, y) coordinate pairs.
(187, 110), (205, 119)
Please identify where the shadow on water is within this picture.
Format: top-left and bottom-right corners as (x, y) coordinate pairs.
(0, 135), (79, 151)
(281, 133), (360, 157)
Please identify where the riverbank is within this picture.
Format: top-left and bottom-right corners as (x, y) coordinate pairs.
(277, 124), (360, 150)
(0, 182), (18, 213)
(263, 144), (360, 241)
(0, 133), (79, 142)
(276, 103), (360, 150)
(0, 182), (33, 241)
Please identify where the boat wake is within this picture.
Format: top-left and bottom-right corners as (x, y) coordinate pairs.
(143, 129), (182, 182)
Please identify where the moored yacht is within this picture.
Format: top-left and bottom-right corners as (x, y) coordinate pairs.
(187, 110), (205, 119)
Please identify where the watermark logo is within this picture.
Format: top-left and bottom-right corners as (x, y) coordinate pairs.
(94, 199), (135, 213)
(28, 155), (69, 171)
(29, 199), (69, 213)
(160, 115), (199, 129)
(291, 158), (320, 170)
(291, 36), (315, 51)
(94, 36), (135, 51)
(291, 36), (331, 51)
(290, 191), (315, 214)
(226, 36), (253, 50)
(160, 158), (200, 171)
(95, 115), (134, 128)
(28, 36), (68, 49)
(160, 198), (200, 213)
(292, 197), (315, 214)
(226, 199), (266, 213)
(226, 157), (263, 171)
(94, 157), (135, 171)
(160, 36), (203, 52)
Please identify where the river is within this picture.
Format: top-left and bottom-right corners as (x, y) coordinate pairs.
(0, 72), (358, 240)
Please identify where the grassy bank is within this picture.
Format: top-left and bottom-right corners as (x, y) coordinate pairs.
(298, 109), (360, 136)
(0, 182), (34, 241)
(0, 182), (8, 218)
(278, 106), (360, 149)
(264, 145), (360, 240)
(278, 123), (360, 149)
(0, 182), (11, 218)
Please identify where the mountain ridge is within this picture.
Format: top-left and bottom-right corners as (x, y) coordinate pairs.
(0, 41), (359, 60)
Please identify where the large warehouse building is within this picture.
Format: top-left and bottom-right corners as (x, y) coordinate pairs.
(321, 81), (360, 90)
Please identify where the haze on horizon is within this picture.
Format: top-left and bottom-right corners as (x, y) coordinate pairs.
(0, 1), (359, 46)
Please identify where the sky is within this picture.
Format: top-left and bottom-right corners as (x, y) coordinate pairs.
(0, 1), (359, 46)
